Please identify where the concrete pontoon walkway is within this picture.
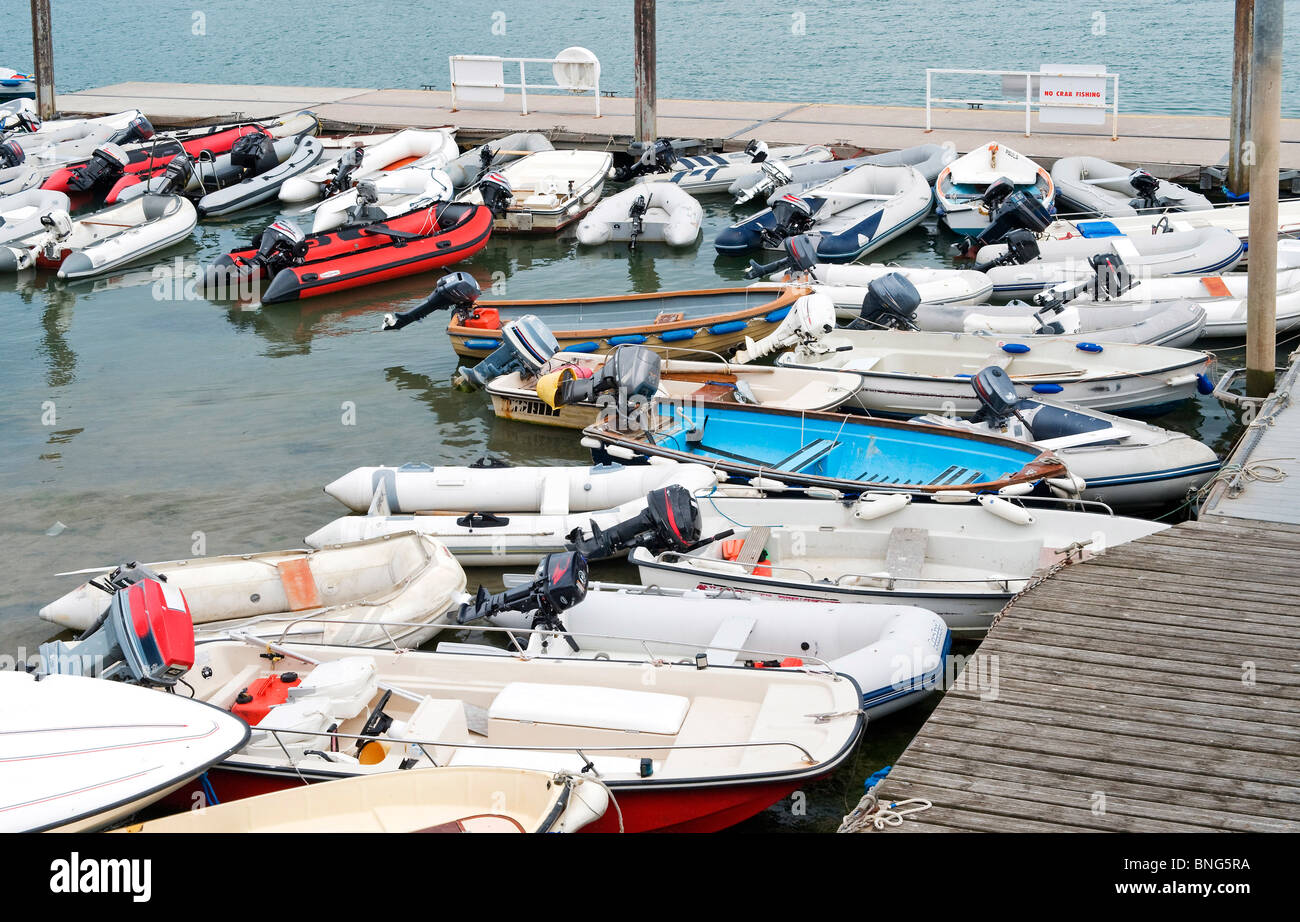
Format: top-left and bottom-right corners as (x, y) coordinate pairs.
(55, 82), (1300, 180)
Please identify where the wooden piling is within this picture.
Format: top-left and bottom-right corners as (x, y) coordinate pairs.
(1228, 0), (1254, 197)
(1246, 0), (1282, 397)
(29, 0), (55, 120)
(633, 0), (657, 145)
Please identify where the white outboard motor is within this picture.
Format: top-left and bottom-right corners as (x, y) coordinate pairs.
(744, 139), (770, 162)
(734, 289), (836, 363)
(733, 158), (794, 204)
(849, 273), (922, 331)
(66, 142), (130, 194)
(38, 210), (74, 262)
(458, 314), (561, 390)
(382, 271), (482, 331)
(478, 171), (513, 216)
(0, 139), (24, 169)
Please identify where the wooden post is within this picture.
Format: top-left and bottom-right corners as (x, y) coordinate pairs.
(1246, 0), (1282, 398)
(1227, 0), (1254, 197)
(633, 0), (657, 145)
(29, 0), (55, 120)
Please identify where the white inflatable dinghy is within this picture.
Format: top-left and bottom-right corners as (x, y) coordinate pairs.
(730, 143), (957, 204)
(279, 128), (458, 203)
(577, 181), (702, 247)
(661, 142), (835, 195)
(0, 187), (68, 246)
(443, 132), (554, 190)
(1052, 156), (1213, 217)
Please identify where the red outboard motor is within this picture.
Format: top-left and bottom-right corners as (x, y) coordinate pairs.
(478, 171), (514, 216)
(65, 142), (130, 194)
(112, 115), (155, 145)
(250, 219), (308, 276)
(38, 568), (195, 687)
(0, 139), (24, 169)
(566, 484), (704, 560)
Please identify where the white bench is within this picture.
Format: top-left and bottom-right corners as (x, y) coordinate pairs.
(489, 682), (690, 735)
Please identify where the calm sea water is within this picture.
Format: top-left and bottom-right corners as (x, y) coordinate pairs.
(1, 0), (1298, 116)
(0, 1), (1285, 831)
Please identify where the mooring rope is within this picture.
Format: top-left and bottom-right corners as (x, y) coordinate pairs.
(838, 766), (934, 833)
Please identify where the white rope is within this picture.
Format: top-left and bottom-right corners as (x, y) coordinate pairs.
(838, 790), (933, 833)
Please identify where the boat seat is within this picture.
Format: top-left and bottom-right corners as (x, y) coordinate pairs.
(884, 527), (928, 580)
(735, 526), (771, 567)
(706, 615), (757, 666)
(489, 682), (690, 735)
(392, 696), (470, 766)
(537, 473), (570, 516)
(738, 683), (829, 773)
(842, 356), (880, 372)
(772, 439), (839, 473)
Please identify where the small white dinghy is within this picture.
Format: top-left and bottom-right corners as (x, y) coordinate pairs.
(730, 144), (957, 203)
(1052, 157), (1213, 217)
(442, 580), (951, 719)
(658, 142), (835, 195)
(631, 493), (1168, 635)
(308, 463), (723, 565)
(322, 461), (717, 514)
(576, 181), (702, 247)
(279, 128), (458, 203)
(772, 327), (1214, 416)
(716, 164), (932, 261)
(0, 672), (249, 832)
(0, 187), (68, 246)
(310, 166), (455, 233)
(912, 365), (1220, 510)
(1042, 198), (1300, 245)
(40, 533), (467, 648)
(936, 141), (1055, 236)
(119, 766), (608, 833)
(0, 193), (197, 279)
(460, 149), (614, 232)
(977, 226), (1246, 298)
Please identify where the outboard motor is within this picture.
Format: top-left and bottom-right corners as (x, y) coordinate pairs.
(38, 566), (194, 688)
(566, 484), (705, 560)
(0, 138), (24, 169)
(744, 139), (770, 163)
(230, 131), (277, 176)
(325, 146), (364, 195)
(760, 194), (815, 248)
(458, 314), (560, 389)
(744, 232), (820, 280)
(478, 171), (513, 216)
(970, 365), (1030, 431)
(954, 190), (1052, 258)
(1088, 251), (1134, 300)
(734, 158), (793, 205)
(1127, 169), (1166, 211)
(250, 218), (308, 276)
(347, 179), (387, 226)
(456, 551), (589, 651)
(111, 114), (155, 145)
(154, 152), (194, 195)
(626, 193), (649, 250)
(614, 138), (678, 181)
(382, 271), (482, 331)
(66, 142), (130, 194)
(849, 273), (922, 331)
(537, 343), (662, 416)
(734, 290), (836, 363)
(980, 177), (1017, 213)
(0, 99), (40, 133)
(981, 228), (1041, 267)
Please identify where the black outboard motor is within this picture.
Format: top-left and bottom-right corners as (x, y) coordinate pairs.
(980, 176), (1016, 213)
(981, 227), (1041, 267)
(382, 271), (482, 331)
(1127, 169), (1166, 211)
(456, 551), (589, 651)
(111, 115), (155, 145)
(249, 218), (308, 276)
(613, 138), (678, 181)
(953, 190), (1052, 258)
(743, 232), (819, 280)
(970, 365), (1029, 430)
(325, 146), (364, 195)
(1088, 251), (1134, 300)
(230, 132), (277, 176)
(566, 484), (704, 560)
(154, 152), (194, 194)
(759, 194), (814, 248)
(849, 273), (922, 331)
(0, 139), (24, 169)
(66, 142), (130, 194)
(478, 171), (513, 216)
(626, 193), (648, 250)
(539, 343), (661, 414)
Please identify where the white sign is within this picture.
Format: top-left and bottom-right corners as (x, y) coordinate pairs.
(449, 56), (506, 103)
(1038, 64), (1108, 126)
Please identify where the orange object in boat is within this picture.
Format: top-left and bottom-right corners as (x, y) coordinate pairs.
(231, 673), (301, 725)
(1200, 277), (1231, 298)
(754, 550), (772, 578)
(464, 308), (501, 330)
(720, 540), (743, 561)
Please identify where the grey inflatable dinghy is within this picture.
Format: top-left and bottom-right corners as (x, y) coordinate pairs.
(1052, 156), (1212, 217)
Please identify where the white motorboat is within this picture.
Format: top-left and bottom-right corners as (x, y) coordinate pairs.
(0, 193), (196, 279)
(977, 226), (1246, 299)
(443, 132), (554, 191)
(0, 672), (248, 833)
(460, 149), (613, 233)
(1052, 156), (1213, 217)
(630, 493), (1168, 635)
(118, 766), (607, 833)
(39, 532), (467, 648)
(442, 579), (951, 720)
(716, 164), (932, 261)
(936, 141), (1055, 236)
(576, 181), (703, 247)
(912, 365), (1220, 510)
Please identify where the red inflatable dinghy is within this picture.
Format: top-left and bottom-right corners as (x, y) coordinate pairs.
(205, 201), (493, 303)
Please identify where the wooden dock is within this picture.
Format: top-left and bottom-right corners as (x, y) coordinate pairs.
(54, 82), (1300, 181)
(860, 353), (1300, 833)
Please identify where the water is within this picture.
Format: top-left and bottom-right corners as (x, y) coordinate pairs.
(0, 2), (1286, 831)
(2, 0), (1299, 117)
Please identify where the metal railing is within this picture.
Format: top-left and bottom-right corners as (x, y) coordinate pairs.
(449, 54), (601, 117)
(924, 68), (1120, 140)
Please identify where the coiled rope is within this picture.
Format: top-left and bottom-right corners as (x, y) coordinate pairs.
(838, 766), (933, 833)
